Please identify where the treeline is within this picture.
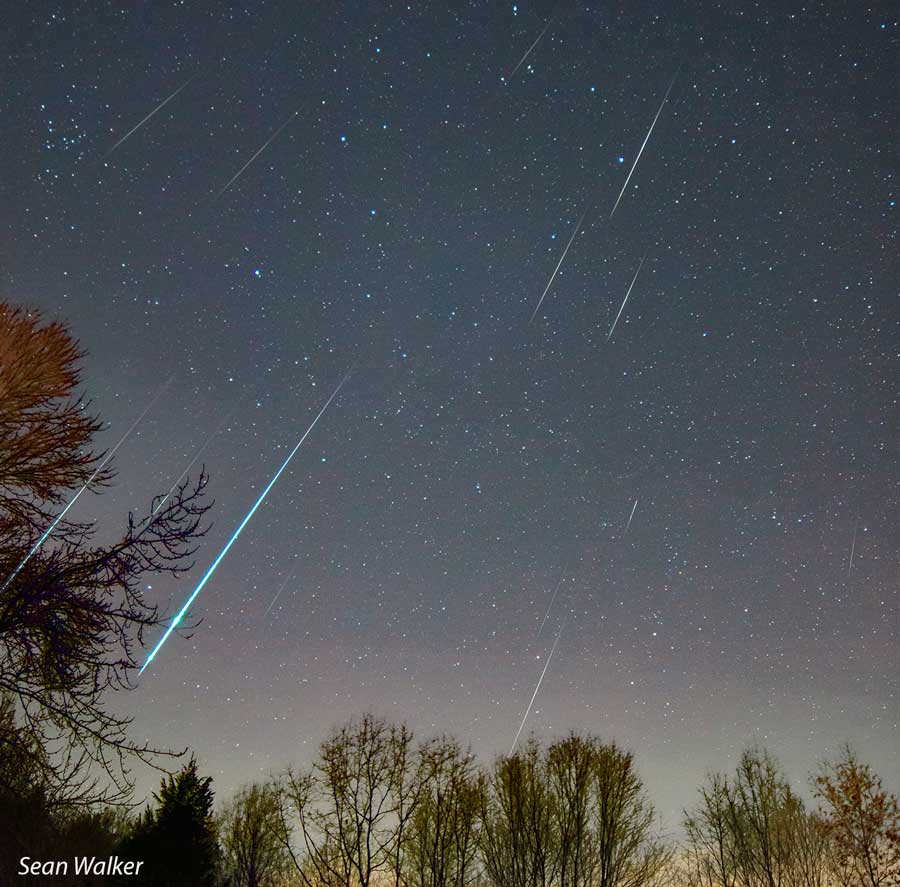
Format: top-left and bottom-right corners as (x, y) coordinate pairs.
(2, 712), (898, 887)
(1, 304), (897, 887)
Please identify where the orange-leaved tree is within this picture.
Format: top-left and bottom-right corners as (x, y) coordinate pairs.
(814, 745), (900, 887)
(0, 301), (212, 807)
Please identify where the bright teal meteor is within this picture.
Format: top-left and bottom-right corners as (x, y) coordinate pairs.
(139, 373), (351, 674)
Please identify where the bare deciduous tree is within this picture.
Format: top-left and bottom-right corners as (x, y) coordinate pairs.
(0, 301), (213, 805)
(547, 733), (600, 887)
(684, 773), (740, 887)
(785, 806), (832, 887)
(592, 741), (670, 887)
(220, 782), (293, 887)
(278, 713), (422, 887)
(403, 735), (485, 887)
(479, 734), (668, 887)
(725, 748), (803, 887)
(480, 738), (559, 887)
(685, 748), (833, 887)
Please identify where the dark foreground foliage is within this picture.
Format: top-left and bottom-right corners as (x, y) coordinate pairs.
(0, 302), (213, 807)
(1, 715), (898, 887)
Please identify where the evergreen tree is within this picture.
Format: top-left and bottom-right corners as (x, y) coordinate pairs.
(117, 757), (221, 886)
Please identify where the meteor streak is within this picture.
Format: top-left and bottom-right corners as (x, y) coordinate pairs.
(264, 563), (298, 617)
(538, 562), (567, 637)
(1, 378), (173, 591)
(607, 254), (645, 341)
(104, 74), (198, 157)
(510, 617), (567, 755)
(609, 70), (679, 219)
(624, 498), (639, 535)
(216, 110), (299, 198)
(140, 372), (351, 674)
(847, 518), (859, 576)
(529, 207), (588, 324)
(505, 20), (551, 84)
(147, 409), (236, 521)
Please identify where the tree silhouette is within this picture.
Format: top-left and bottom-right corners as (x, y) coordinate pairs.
(220, 781), (292, 887)
(0, 301), (213, 805)
(278, 713), (423, 887)
(118, 756), (221, 886)
(814, 746), (900, 887)
(585, 739), (668, 887)
(403, 735), (486, 887)
(480, 738), (558, 887)
(684, 747), (830, 887)
(547, 733), (601, 887)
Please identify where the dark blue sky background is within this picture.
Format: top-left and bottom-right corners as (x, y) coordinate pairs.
(2, 1), (897, 822)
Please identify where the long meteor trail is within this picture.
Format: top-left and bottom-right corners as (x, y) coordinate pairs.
(609, 70), (679, 219)
(105, 74), (197, 157)
(510, 617), (567, 755)
(538, 562), (567, 637)
(505, 19), (551, 84)
(529, 207), (588, 324)
(607, 254), (645, 341)
(216, 110), (299, 198)
(1, 378), (173, 592)
(140, 372), (350, 674)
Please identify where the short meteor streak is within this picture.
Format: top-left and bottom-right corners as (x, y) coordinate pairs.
(607, 254), (645, 341)
(105, 74), (197, 157)
(624, 498), (639, 535)
(505, 20), (551, 84)
(216, 110), (299, 198)
(264, 564), (298, 618)
(847, 518), (859, 576)
(529, 207), (588, 324)
(1, 378), (173, 591)
(538, 562), (567, 637)
(140, 372), (350, 674)
(510, 618), (567, 755)
(609, 70), (679, 219)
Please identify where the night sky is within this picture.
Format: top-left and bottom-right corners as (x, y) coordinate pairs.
(3, 2), (897, 823)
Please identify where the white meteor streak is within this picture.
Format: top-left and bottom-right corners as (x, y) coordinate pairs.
(607, 254), (645, 341)
(847, 518), (858, 576)
(2, 378), (173, 591)
(105, 74), (198, 157)
(529, 207), (588, 324)
(609, 71), (679, 219)
(538, 562), (567, 637)
(505, 20), (551, 84)
(624, 498), (639, 535)
(140, 371), (351, 674)
(264, 564), (298, 617)
(510, 618), (567, 755)
(216, 110), (299, 198)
